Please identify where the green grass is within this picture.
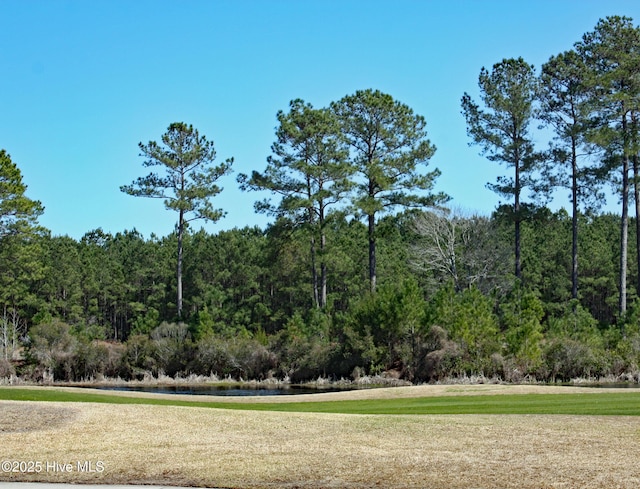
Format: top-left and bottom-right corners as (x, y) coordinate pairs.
(1, 386), (640, 415)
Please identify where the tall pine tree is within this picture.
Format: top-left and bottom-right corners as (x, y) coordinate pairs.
(576, 16), (640, 316)
(238, 99), (351, 308)
(332, 89), (447, 292)
(121, 123), (233, 319)
(461, 58), (541, 280)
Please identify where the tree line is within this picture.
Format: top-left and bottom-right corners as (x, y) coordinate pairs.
(2, 15), (640, 383)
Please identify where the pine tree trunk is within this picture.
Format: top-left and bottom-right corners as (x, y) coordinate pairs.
(571, 139), (579, 300)
(177, 208), (184, 319)
(514, 153), (522, 280)
(633, 153), (640, 299)
(632, 110), (640, 299)
(619, 156), (629, 316)
(320, 231), (327, 308)
(369, 213), (377, 293)
(310, 235), (319, 308)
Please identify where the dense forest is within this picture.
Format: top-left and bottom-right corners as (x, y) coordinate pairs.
(2, 16), (640, 384)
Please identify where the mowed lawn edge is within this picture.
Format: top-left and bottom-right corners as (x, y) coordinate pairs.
(1, 385), (640, 415)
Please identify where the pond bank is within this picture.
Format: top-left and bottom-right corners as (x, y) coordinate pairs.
(2, 372), (639, 392)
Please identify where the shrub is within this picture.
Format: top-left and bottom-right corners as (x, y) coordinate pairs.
(228, 338), (278, 380)
(500, 285), (544, 373)
(542, 302), (609, 381)
(27, 319), (78, 381)
(71, 338), (110, 380)
(0, 358), (14, 379)
(541, 337), (603, 382)
(119, 334), (157, 379)
(414, 325), (462, 382)
(193, 334), (277, 380)
(193, 335), (236, 377)
(427, 285), (500, 376)
(344, 279), (427, 376)
(150, 322), (192, 376)
(274, 312), (337, 382)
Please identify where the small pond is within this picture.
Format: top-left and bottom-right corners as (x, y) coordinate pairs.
(95, 384), (356, 396)
(91, 382), (640, 397)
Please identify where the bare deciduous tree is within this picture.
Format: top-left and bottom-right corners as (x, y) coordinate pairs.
(0, 306), (25, 361)
(411, 208), (511, 294)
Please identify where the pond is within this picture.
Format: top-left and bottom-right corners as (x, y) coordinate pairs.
(567, 382), (640, 389)
(92, 382), (640, 397)
(94, 384), (356, 396)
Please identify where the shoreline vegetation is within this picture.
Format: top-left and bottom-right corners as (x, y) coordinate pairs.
(2, 371), (640, 390)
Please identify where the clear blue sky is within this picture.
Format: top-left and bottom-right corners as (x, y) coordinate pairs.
(1, 0), (639, 239)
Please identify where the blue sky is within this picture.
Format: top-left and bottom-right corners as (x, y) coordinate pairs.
(1, 0), (639, 239)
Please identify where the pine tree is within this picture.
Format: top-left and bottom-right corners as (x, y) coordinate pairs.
(239, 100), (350, 308)
(121, 123), (233, 319)
(462, 58), (541, 280)
(332, 89), (447, 292)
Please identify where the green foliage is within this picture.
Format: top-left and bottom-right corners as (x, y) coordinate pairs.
(121, 123), (233, 222)
(578, 213), (619, 325)
(0, 149), (44, 238)
(462, 57), (542, 279)
(332, 89), (446, 215)
(345, 278), (426, 376)
(26, 319), (78, 381)
(239, 99), (351, 223)
(546, 301), (601, 342)
(427, 285), (500, 375)
(120, 334), (156, 379)
(192, 333), (276, 380)
(0, 233), (46, 313)
(576, 16), (640, 152)
(12, 207), (640, 383)
(542, 302), (608, 380)
(183, 227), (268, 334)
(539, 48), (601, 300)
(10, 22), (640, 384)
(500, 285), (545, 373)
(332, 88), (448, 291)
(121, 122), (233, 318)
(130, 307), (160, 337)
(23, 319), (122, 381)
(273, 310), (337, 382)
(149, 322), (192, 376)
(0, 152), (48, 312)
(238, 100), (351, 309)
(461, 58), (541, 197)
(518, 208), (572, 304)
(575, 16), (640, 315)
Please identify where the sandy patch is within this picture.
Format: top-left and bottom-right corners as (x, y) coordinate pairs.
(0, 402), (79, 433)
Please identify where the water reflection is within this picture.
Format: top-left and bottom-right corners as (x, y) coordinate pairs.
(567, 383), (640, 389)
(96, 384), (353, 396)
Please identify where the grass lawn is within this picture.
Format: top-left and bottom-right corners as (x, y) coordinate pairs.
(0, 385), (639, 415)
(2, 384), (640, 488)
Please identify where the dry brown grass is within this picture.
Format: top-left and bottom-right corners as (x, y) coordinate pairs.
(1, 385), (639, 488)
